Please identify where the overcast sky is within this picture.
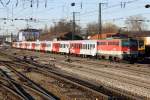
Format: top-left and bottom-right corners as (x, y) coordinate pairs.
(0, 0), (149, 35)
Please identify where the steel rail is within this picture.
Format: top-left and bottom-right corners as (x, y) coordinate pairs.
(0, 69), (35, 100)
(1, 63), (59, 100)
(0, 80), (25, 100)
(0, 51), (141, 99)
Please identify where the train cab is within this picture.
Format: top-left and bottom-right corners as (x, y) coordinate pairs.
(97, 38), (138, 60)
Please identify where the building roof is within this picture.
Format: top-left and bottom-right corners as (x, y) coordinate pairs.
(126, 31), (150, 37)
(88, 33), (117, 40)
(40, 32), (83, 41)
(19, 28), (42, 32)
(88, 31), (150, 40)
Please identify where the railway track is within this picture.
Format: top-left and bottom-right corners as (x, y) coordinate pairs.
(56, 61), (149, 99)
(1, 49), (150, 99)
(0, 68), (35, 100)
(60, 61), (150, 88)
(69, 60), (150, 83)
(74, 59), (150, 75)
(0, 62), (59, 100)
(0, 51), (111, 99)
(10, 48), (150, 76)
(0, 79), (25, 100)
(0, 50), (138, 100)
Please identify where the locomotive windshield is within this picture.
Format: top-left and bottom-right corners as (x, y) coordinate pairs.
(122, 39), (138, 47)
(130, 39), (138, 46)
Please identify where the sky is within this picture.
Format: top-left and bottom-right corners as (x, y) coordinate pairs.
(0, 0), (150, 35)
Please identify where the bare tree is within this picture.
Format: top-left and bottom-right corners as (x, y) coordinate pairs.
(125, 15), (147, 31)
(103, 22), (119, 33)
(86, 22), (119, 35)
(86, 22), (99, 34)
(49, 19), (80, 34)
(42, 24), (49, 34)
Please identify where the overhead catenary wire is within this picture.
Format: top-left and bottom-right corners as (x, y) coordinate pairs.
(80, 0), (142, 16)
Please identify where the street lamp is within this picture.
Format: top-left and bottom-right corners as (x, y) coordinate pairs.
(145, 4), (150, 8)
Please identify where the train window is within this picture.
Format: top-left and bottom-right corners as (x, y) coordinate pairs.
(88, 44), (90, 50)
(83, 44), (85, 49)
(86, 44), (88, 49)
(79, 44), (81, 48)
(98, 42), (106, 45)
(65, 44), (66, 48)
(93, 44), (95, 48)
(108, 42), (119, 45)
(130, 40), (138, 46)
(35, 44), (40, 46)
(67, 44), (69, 48)
(90, 44), (92, 49)
(47, 44), (51, 47)
(78, 44), (79, 48)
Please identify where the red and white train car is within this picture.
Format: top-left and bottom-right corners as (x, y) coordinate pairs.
(12, 42), (18, 48)
(52, 41), (70, 54)
(70, 40), (97, 56)
(34, 41), (41, 51)
(12, 38), (139, 61)
(45, 41), (53, 52)
(97, 38), (138, 60)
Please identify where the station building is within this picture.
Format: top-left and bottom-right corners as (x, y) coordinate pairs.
(18, 28), (41, 41)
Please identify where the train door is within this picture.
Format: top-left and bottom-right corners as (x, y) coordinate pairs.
(70, 42), (81, 55)
(31, 42), (36, 50)
(40, 42), (46, 52)
(52, 43), (60, 53)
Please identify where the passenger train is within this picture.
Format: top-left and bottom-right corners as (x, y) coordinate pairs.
(12, 38), (139, 61)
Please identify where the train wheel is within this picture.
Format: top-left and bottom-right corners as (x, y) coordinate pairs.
(116, 57), (120, 63)
(109, 56), (113, 62)
(102, 56), (105, 59)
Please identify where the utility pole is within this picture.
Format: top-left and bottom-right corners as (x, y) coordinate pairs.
(98, 3), (102, 39)
(71, 3), (80, 40)
(72, 12), (75, 40)
(98, 3), (106, 39)
(72, 12), (80, 40)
